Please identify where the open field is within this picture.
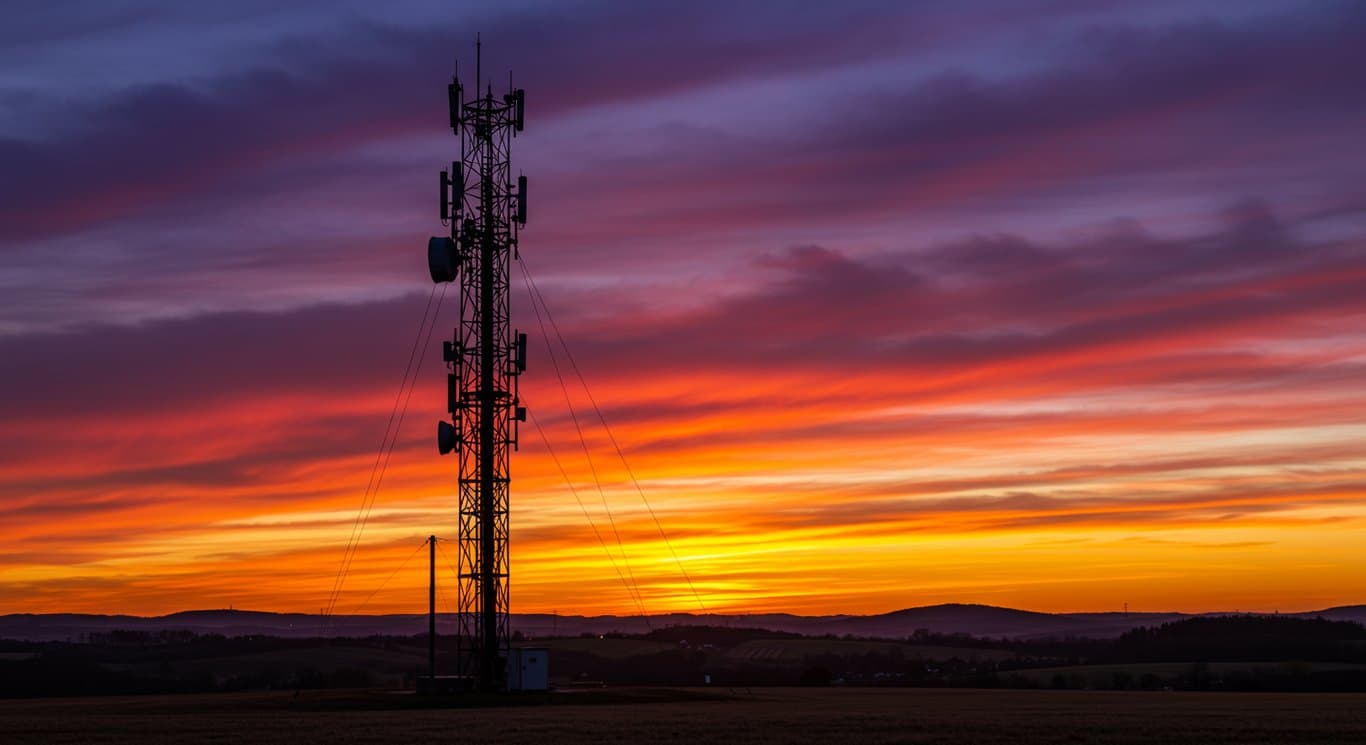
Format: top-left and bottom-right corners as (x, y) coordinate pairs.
(1010, 660), (1366, 688)
(722, 638), (1015, 665)
(530, 636), (678, 659)
(3, 687), (1366, 744)
(532, 635), (1013, 665)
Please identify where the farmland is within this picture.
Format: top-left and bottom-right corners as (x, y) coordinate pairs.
(2, 686), (1365, 744)
(9, 614), (1366, 696)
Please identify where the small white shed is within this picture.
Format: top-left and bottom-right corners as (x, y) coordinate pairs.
(507, 647), (549, 691)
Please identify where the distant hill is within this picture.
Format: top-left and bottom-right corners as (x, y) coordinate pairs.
(1307, 606), (1366, 626)
(3, 604), (1361, 642)
(813, 604), (1191, 640)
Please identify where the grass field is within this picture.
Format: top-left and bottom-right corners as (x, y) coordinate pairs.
(722, 638), (1015, 664)
(529, 636), (679, 659)
(1009, 660), (1366, 687)
(3, 687), (1366, 744)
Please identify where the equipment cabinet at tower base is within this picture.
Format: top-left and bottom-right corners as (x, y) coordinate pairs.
(506, 647), (548, 692)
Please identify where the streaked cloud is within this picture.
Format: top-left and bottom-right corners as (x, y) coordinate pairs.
(1, 0), (1363, 616)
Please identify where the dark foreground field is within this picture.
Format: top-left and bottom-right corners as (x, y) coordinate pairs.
(2, 686), (1365, 744)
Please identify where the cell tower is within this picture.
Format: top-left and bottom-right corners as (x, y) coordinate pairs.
(427, 38), (527, 692)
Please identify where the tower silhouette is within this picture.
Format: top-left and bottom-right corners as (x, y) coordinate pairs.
(428, 37), (527, 692)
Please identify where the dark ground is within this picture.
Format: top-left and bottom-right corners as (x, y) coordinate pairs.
(2, 687), (1365, 744)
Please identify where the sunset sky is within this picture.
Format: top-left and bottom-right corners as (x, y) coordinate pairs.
(2, 0), (1365, 618)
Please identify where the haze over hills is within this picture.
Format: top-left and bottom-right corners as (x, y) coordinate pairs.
(4, 603), (1364, 642)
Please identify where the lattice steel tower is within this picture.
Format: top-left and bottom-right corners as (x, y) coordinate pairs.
(427, 39), (527, 692)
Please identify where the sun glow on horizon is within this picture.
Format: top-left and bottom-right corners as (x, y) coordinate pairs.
(3, 1), (1366, 620)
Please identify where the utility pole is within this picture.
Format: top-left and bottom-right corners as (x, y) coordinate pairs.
(428, 534), (437, 684)
(428, 37), (527, 692)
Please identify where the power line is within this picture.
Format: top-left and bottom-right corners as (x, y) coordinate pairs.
(345, 285), (447, 590)
(435, 539), (460, 616)
(526, 408), (652, 624)
(323, 286), (436, 622)
(518, 268), (652, 619)
(436, 538), (461, 585)
(348, 538), (429, 617)
(328, 286), (445, 621)
(323, 286), (446, 626)
(323, 286), (436, 626)
(518, 255), (708, 614)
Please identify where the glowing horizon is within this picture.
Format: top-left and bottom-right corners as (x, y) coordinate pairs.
(2, 0), (1365, 619)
